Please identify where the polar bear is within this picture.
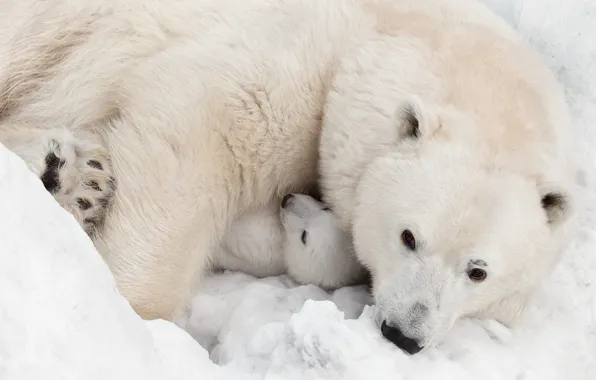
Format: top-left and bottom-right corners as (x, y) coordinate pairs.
(212, 193), (367, 289)
(0, 0), (575, 353)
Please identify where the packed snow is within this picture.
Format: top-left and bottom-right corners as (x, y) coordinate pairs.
(0, 0), (595, 379)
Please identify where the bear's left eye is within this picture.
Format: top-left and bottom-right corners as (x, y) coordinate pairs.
(401, 229), (416, 251)
(301, 230), (308, 244)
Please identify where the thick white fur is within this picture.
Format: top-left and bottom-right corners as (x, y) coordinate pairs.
(213, 194), (366, 289)
(0, 0), (575, 350)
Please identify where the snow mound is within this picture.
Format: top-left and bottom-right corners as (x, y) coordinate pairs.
(1, 0), (595, 379)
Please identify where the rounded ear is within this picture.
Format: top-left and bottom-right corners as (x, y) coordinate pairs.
(537, 183), (573, 227)
(476, 291), (529, 326)
(393, 96), (438, 141)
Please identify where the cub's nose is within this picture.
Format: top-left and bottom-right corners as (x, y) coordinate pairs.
(381, 320), (423, 355)
(281, 193), (294, 208)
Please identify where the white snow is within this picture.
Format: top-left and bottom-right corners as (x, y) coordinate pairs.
(0, 0), (595, 379)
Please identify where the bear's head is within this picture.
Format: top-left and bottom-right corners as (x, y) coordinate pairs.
(319, 62), (576, 354)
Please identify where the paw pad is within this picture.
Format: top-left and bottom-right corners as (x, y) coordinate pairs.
(83, 217), (100, 230)
(76, 198), (92, 210)
(87, 160), (103, 170)
(40, 145), (66, 193)
(85, 180), (102, 192)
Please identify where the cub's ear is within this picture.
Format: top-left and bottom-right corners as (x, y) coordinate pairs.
(477, 291), (529, 326)
(393, 96), (438, 141)
(537, 183), (573, 227)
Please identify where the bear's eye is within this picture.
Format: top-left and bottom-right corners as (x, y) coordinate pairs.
(301, 230), (308, 245)
(467, 268), (487, 282)
(401, 229), (416, 251)
(322, 206), (331, 211)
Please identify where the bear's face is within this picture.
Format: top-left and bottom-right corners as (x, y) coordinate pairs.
(348, 104), (573, 354)
(318, 26), (576, 352)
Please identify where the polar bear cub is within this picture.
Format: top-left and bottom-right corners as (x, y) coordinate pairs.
(213, 193), (366, 289)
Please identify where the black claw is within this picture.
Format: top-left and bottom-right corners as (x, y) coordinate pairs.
(77, 198), (92, 210)
(107, 176), (117, 190)
(85, 180), (102, 191)
(97, 196), (111, 207)
(87, 160), (103, 170)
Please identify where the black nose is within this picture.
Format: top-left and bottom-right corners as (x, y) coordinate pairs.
(281, 194), (294, 208)
(381, 320), (423, 355)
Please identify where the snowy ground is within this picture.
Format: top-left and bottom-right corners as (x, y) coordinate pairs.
(1, 0), (595, 379)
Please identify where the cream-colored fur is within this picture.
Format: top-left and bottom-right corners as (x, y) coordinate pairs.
(0, 0), (575, 352)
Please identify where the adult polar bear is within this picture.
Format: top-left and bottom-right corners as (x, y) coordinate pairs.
(0, 0), (575, 353)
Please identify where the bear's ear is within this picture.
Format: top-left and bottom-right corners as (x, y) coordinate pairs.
(476, 291), (529, 326)
(538, 183), (572, 227)
(393, 96), (437, 142)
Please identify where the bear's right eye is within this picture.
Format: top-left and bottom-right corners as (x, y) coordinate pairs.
(401, 229), (416, 251)
(301, 230), (308, 245)
(467, 268), (487, 282)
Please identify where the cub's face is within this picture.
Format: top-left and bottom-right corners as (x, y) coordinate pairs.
(279, 193), (342, 259)
(349, 104), (571, 354)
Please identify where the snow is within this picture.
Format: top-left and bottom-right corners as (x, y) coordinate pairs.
(0, 0), (595, 379)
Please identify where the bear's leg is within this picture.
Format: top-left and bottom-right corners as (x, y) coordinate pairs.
(0, 124), (116, 235)
(95, 176), (230, 321)
(90, 115), (239, 321)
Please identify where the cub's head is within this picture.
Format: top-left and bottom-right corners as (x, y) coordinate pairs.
(320, 96), (575, 354)
(278, 193), (366, 289)
(278, 193), (338, 258)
